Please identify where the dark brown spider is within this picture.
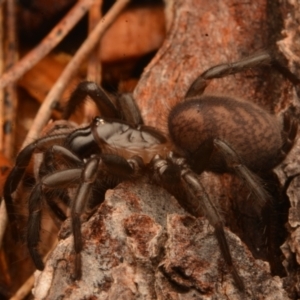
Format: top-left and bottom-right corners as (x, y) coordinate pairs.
(2, 51), (299, 291)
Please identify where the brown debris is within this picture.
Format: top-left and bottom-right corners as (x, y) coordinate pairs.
(18, 54), (80, 120)
(99, 5), (166, 63)
(0, 0), (96, 91)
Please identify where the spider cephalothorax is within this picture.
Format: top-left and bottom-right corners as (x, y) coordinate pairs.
(3, 51), (299, 291)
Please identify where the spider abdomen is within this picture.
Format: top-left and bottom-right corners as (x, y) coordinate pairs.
(168, 95), (283, 173)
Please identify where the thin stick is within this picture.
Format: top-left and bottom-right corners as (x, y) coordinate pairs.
(22, 0), (131, 148)
(0, 200), (7, 250)
(0, 0), (95, 90)
(3, 0), (18, 159)
(84, 0), (103, 122)
(9, 274), (34, 300)
(87, 0), (103, 84)
(9, 239), (59, 300)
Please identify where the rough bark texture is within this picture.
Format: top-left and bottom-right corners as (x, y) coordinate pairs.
(134, 0), (293, 132)
(32, 0), (300, 299)
(275, 132), (300, 298)
(33, 181), (288, 299)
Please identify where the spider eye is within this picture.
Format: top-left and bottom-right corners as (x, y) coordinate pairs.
(94, 117), (105, 126)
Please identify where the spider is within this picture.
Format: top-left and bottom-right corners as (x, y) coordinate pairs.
(2, 51), (299, 291)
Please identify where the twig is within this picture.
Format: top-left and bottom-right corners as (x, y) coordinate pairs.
(0, 0), (95, 90)
(7, 233), (59, 299)
(0, 200), (7, 250)
(9, 239), (59, 300)
(3, 0), (18, 159)
(22, 0), (131, 148)
(9, 274), (34, 300)
(0, 1), (17, 273)
(0, 243), (11, 288)
(88, 0), (103, 84)
(84, 0), (103, 122)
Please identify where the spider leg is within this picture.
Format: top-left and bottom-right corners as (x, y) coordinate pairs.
(44, 189), (69, 222)
(3, 135), (68, 234)
(63, 81), (144, 125)
(151, 153), (245, 291)
(181, 170), (245, 291)
(38, 145), (84, 222)
(70, 153), (139, 280)
(27, 169), (82, 270)
(186, 51), (300, 98)
(116, 93), (144, 125)
(213, 138), (269, 212)
(70, 157), (99, 280)
(63, 81), (120, 120)
(38, 145), (82, 177)
(27, 143), (142, 277)
(278, 113), (298, 160)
